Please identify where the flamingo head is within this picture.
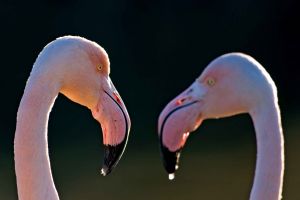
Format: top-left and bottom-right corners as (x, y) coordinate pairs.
(158, 53), (272, 179)
(58, 37), (131, 176)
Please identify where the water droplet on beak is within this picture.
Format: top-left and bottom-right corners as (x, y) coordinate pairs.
(168, 173), (175, 180)
(101, 168), (107, 176)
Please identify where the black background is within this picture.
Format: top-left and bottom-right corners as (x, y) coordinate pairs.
(1, 0), (299, 199)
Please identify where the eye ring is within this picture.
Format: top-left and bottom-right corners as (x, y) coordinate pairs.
(97, 65), (103, 71)
(207, 78), (215, 86)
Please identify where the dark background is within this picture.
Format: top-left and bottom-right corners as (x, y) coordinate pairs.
(1, 0), (299, 199)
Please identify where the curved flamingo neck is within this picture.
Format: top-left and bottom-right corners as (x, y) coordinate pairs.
(14, 76), (60, 200)
(249, 101), (284, 200)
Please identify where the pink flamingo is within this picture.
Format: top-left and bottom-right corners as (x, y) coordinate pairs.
(158, 53), (284, 200)
(14, 36), (131, 200)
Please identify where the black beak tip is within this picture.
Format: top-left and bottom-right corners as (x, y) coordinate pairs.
(100, 165), (111, 176)
(101, 142), (127, 176)
(160, 144), (182, 176)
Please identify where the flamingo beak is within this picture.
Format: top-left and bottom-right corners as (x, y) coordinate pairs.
(92, 79), (131, 176)
(158, 88), (203, 179)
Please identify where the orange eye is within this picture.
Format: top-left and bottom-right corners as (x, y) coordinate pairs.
(207, 78), (215, 86)
(97, 65), (103, 71)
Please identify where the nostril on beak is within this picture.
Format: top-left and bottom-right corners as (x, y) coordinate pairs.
(113, 92), (122, 104)
(176, 98), (186, 106)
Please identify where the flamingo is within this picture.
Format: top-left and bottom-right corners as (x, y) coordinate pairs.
(14, 36), (131, 200)
(158, 53), (284, 200)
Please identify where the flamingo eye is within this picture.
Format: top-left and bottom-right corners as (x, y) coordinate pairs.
(207, 78), (215, 86)
(97, 65), (103, 71)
